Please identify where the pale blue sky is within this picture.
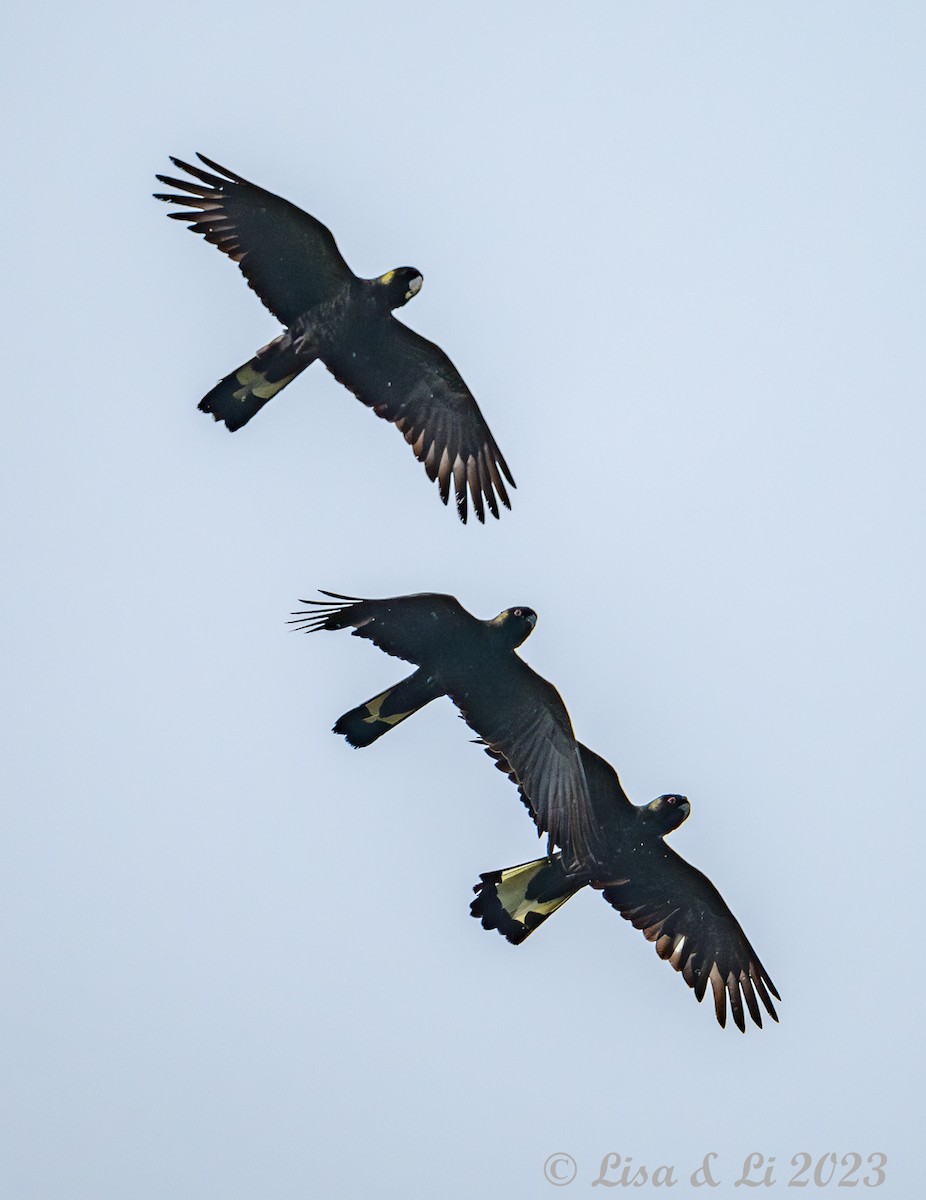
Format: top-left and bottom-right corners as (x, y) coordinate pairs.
(3, 2), (924, 1196)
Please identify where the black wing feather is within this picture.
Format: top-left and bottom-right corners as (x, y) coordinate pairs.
(293, 592), (600, 864)
(288, 592), (477, 665)
(154, 154), (352, 325)
(323, 317), (515, 524)
(600, 846), (780, 1032)
(451, 664), (605, 867)
(479, 738), (637, 835)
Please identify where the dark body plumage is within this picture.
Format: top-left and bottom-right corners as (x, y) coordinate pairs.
(472, 741), (780, 1032)
(290, 591), (606, 867)
(154, 154), (515, 522)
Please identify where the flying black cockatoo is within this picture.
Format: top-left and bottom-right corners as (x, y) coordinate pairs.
(154, 155), (514, 522)
(290, 591), (606, 869)
(472, 741), (780, 1032)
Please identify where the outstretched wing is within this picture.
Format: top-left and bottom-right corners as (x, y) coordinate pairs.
(291, 592), (600, 862)
(452, 664), (606, 868)
(323, 318), (515, 524)
(480, 739), (635, 833)
(154, 154), (353, 325)
(600, 848), (780, 1032)
(288, 591), (476, 666)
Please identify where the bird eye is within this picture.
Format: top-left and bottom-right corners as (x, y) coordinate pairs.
(667, 796), (677, 805)
(513, 608), (522, 617)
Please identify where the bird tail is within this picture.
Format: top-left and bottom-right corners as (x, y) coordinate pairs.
(333, 670), (442, 748)
(470, 854), (583, 944)
(199, 334), (312, 431)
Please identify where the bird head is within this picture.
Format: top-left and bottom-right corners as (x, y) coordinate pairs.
(490, 606), (538, 648)
(646, 793), (691, 835)
(376, 267), (423, 308)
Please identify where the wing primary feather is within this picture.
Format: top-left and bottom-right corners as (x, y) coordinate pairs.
(167, 157), (228, 188)
(452, 455), (467, 522)
(752, 973), (779, 1019)
(155, 174), (213, 197)
(710, 965), (727, 1028)
(476, 454), (500, 519)
(437, 449), (452, 505)
(740, 973), (762, 1028)
(467, 456), (485, 524)
(195, 152), (248, 182)
(728, 975), (746, 1033)
(492, 445), (516, 490)
(153, 192), (209, 208)
(287, 592), (370, 633)
(316, 590), (367, 602)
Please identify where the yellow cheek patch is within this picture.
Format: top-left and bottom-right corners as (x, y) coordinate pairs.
(378, 269), (396, 286)
(233, 364), (296, 402)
